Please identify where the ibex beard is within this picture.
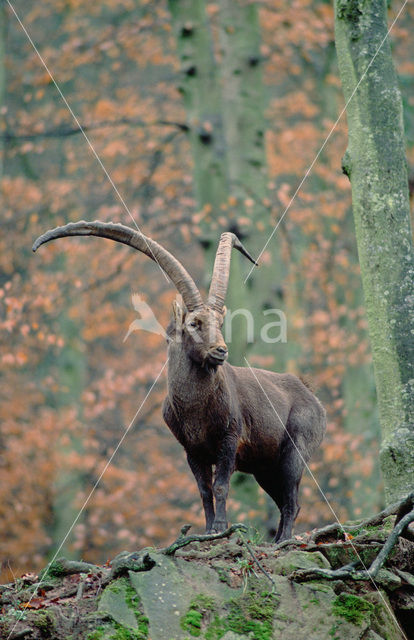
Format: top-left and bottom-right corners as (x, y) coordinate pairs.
(33, 221), (326, 542)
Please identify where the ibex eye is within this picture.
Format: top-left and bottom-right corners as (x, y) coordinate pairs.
(190, 321), (197, 328)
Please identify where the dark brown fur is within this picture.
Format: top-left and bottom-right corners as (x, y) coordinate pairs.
(163, 302), (326, 541)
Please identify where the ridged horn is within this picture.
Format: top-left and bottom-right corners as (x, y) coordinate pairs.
(207, 232), (257, 312)
(33, 220), (204, 312)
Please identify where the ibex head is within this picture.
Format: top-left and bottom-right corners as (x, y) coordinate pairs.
(164, 231), (256, 368)
(33, 221), (257, 366)
(167, 300), (228, 368)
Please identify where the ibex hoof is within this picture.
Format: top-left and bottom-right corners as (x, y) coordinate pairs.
(207, 521), (227, 534)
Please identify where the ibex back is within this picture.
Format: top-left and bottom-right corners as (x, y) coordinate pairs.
(33, 221), (326, 542)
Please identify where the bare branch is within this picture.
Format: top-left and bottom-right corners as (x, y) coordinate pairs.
(1, 118), (189, 141)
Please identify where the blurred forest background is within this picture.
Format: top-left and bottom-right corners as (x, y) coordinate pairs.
(1, 0), (413, 582)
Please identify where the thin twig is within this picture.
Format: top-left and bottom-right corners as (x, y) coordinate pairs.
(161, 523), (248, 556)
(238, 534), (278, 590)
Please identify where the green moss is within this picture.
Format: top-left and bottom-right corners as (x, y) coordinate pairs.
(110, 624), (146, 640)
(127, 593), (149, 640)
(182, 591), (278, 640)
(32, 610), (55, 636)
(182, 610), (203, 636)
(225, 592), (277, 640)
(205, 615), (227, 640)
(107, 583), (122, 595)
(332, 593), (374, 626)
(87, 622), (147, 640)
(336, 0), (362, 23)
(191, 595), (216, 611)
(181, 594), (217, 637)
(43, 559), (66, 578)
(87, 628), (106, 640)
(307, 582), (332, 593)
(329, 623), (341, 640)
(215, 568), (230, 584)
(104, 578), (148, 638)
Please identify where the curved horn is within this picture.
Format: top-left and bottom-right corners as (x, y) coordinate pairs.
(33, 220), (204, 312)
(207, 232), (257, 312)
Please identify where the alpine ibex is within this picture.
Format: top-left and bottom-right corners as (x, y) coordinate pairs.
(33, 221), (326, 541)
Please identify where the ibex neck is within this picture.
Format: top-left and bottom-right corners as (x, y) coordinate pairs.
(167, 348), (222, 406)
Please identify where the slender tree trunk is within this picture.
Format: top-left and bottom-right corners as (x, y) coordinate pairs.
(217, 0), (284, 366)
(0, 0), (6, 178)
(50, 311), (86, 559)
(169, 1), (285, 531)
(218, 0), (267, 213)
(334, 0), (414, 504)
(170, 0), (286, 367)
(168, 0), (227, 221)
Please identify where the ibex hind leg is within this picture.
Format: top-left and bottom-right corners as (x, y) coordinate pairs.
(255, 443), (304, 543)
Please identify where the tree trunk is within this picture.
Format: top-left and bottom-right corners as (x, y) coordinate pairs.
(168, 0), (227, 221)
(334, 0), (414, 504)
(50, 311), (86, 559)
(217, 0), (285, 367)
(218, 0), (268, 215)
(169, 0), (285, 530)
(0, 0), (6, 178)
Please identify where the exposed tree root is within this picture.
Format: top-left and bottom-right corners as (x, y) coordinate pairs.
(310, 492), (414, 544)
(108, 550), (156, 580)
(30, 494), (414, 593)
(161, 523), (248, 556)
(292, 506), (414, 583)
(41, 557), (101, 579)
(275, 492), (414, 550)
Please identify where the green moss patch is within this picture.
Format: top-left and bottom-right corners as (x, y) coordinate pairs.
(181, 594), (217, 636)
(87, 621), (147, 640)
(181, 590), (278, 640)
(332, 593), (374, 626)
(98, 578), (148, 638)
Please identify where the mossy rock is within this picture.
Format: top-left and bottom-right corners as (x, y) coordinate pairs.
(32, 610), (56, 635)
(86, 623), (147, 640)
(270, 550), (331, 576)
(271, 578), (376, 640)
(332, 593), (375, 626)
(374, 569), (401, 591)
(98, 577), (148, 636)
(129, 552), (240, 640)
(365, 591), (406, 640)
(320, 543), (379, 570)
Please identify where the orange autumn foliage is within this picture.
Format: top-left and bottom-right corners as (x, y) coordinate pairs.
(1, 0), (413, 582)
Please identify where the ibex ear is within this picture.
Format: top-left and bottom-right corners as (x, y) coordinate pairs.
(172, 299), (185, 326)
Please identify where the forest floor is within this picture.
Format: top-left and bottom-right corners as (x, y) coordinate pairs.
(1, 497), (413, 640)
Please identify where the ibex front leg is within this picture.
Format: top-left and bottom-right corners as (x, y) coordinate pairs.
(211, 436), (237, 533)
(186, 454), (215, 533)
